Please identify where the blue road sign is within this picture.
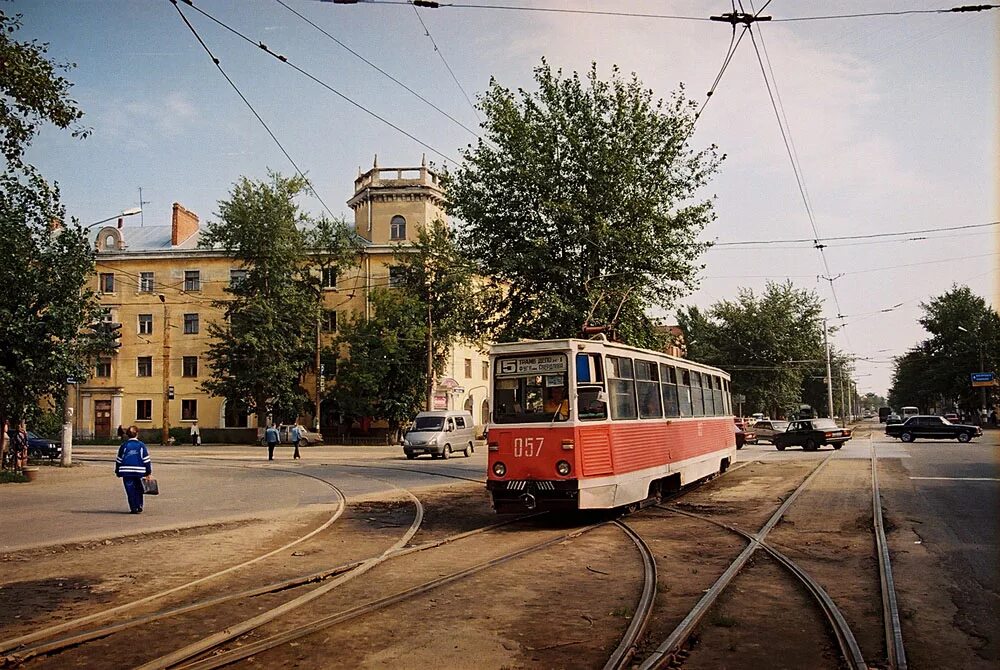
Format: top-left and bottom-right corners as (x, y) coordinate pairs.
(971, 372), (994, 382)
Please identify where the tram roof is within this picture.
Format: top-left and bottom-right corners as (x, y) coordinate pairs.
(489, 337), (730, 379)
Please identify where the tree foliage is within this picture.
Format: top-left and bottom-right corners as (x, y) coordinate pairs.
(449, 60), (721, 347)
(677, 281), (837, 417)
(889, 285), (999, 412)
(200, 173), (359, 425)
(0, 169), (112, 424)
(330, 288), (428, 438)
(0, 10), (89, 169)
(0, 14), (106, 428)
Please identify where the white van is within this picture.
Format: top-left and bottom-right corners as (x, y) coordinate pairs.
(401, 411), (476, 459)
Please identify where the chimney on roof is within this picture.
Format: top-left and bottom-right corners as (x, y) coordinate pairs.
(117, 217), (123, 229)
(171, 203), (199, 246)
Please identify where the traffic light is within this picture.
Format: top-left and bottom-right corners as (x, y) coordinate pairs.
(106, 321), (123, 351)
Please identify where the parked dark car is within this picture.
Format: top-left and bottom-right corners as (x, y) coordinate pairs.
(885, 413), (903, 425)
(772, 418), (851, 451)
(885, 415), (981, 443)
(7, 430), (62, 461)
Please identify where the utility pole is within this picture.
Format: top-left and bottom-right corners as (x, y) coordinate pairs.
(824, 319), (835, 420)
(61, 380), (74, 466)
(315, 313), (322, 432)
(839, 374), (847, 427)
(160, 295), (171, 445)
(426, 299), (434, 411)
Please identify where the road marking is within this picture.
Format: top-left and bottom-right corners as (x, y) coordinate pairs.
(909, 476), (999, 481)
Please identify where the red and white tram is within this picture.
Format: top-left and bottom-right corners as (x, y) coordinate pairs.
(486, 336), (736, 513)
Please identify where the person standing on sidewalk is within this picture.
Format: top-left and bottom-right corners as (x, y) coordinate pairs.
(190, 421), (200, 446)
(265, 423), (279, 461)
(291, 422), (302, 460)
(115, 426), (152, 514)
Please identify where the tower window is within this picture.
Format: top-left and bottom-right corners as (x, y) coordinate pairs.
(390, 215), (406, 241)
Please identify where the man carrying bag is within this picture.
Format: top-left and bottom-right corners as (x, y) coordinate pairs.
(115, 426), (153, 514)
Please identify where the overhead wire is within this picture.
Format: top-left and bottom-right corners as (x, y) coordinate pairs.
(169, 0), (337, 219)
(410, 1), (482, 124)
(174, 0), (460, 164)
(273, 0), (480, 136)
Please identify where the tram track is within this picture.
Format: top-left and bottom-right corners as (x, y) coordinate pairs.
(624, 436), (908, 670)
(3, 467), (559, 670)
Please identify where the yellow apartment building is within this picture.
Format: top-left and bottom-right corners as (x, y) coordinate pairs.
(79, 159), (490, 440)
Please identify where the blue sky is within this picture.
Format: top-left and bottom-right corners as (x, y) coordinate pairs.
(16, 0), (999, 395)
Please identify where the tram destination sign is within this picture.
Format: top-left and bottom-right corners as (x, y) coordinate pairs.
(497, 355), (566, 377)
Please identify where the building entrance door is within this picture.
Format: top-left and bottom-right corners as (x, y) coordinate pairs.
(94, 400), (112, 438)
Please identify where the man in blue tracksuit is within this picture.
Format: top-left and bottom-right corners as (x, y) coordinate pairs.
(115, 426), (152, 514)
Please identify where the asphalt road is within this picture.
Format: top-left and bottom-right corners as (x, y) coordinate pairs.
(0, 443), (487, 553)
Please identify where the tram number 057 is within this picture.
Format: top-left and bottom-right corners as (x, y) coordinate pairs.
(513, 437), (544, 458)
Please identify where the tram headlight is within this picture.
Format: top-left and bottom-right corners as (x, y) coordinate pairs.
(556, 460), (571, 476)
(492, 461), (507, 477)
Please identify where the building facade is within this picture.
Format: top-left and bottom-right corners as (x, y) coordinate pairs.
(80, 159), (489, 440)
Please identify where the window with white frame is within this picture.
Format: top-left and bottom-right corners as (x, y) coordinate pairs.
(138, 313), (153, 335)
(139, 271), (155, 293)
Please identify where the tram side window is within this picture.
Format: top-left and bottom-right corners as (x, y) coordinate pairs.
(660, 364), (680, 417)
(713, 377), (724, 415)
(576, 353), (607, 420)
(607, 356), (638, 420)
(678, 369), (693, 416)
(691, 371), (705, 416)
(635, 360), (662, 419)
(702, 373), (715, 415)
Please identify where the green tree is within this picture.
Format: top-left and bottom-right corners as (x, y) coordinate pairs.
(0, 170), (113, 427)
(449, 60), (721, 347)
(0, 10), (89, 169)
(200, 173), (358, 427)
(677, 281), (826, 417)
(889, 285), (999, 413)
(0, 13), (108, 435)
(390, 218), (494, 409)
(331, 288), (428, 439)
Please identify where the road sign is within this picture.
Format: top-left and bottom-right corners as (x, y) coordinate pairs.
(971, 372), (996, 387)
(168, 385), (175, 400)
(733, 393), (746, 403)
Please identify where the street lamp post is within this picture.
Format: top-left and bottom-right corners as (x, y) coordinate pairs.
(61, 207), (142, 467)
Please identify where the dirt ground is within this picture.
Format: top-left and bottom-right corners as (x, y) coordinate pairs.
(1, 453), (992, 669)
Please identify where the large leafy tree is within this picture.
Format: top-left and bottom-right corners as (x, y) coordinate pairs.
(0, 11), (108, 431)
(389, 218), (494, 409)
(331, 288), (428, 439)
(449, 60), (721, 347)
(677, 281), (827, 417)
(200, 173), (358, 427)
(0, 171), (113, 426)
(889, 285), (999, 412)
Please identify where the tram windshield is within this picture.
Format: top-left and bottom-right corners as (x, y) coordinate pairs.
(493, 354), (570, 423)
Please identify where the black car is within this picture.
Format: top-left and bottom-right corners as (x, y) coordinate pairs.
(7, 430), (62, 460)
(885, 415), (981, 443)
(772, 418), (852, 451)
(885, 413), (903, 425)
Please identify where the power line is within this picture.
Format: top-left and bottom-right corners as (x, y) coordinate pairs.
(410, 1), (482, 125)
(274, 0), (479, 136)
(170, 0), (337, 219)
(350, 1), (997, 23)
(176, 0), (460, 164)
(710, 219), (1000, 247)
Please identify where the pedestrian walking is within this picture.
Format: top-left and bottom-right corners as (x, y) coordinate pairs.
(11, 422), (28, 470)
(291, 422), (302, 460)
(190, 421), (200, 446)
(265, 423), (279, 461)
(115, 425), (152, 514)
(116, 424), (125, 440)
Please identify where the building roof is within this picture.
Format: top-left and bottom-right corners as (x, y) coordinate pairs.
(91, 224), (201, 252)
